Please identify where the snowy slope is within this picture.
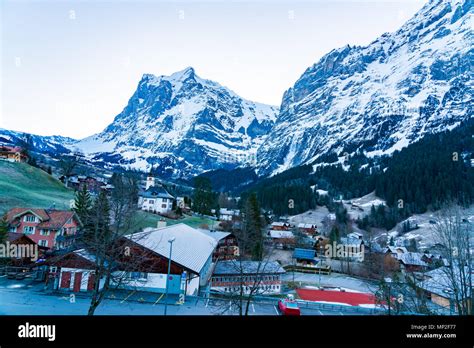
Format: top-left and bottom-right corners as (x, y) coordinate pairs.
(74, 67), (278, 176)
(257, 0), (473, 175)
(0, 128), (76, 155)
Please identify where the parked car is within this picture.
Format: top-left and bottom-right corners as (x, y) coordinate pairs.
(277, 295), (301, 316)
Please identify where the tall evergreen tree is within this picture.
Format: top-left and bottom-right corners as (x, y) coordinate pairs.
(0, 215), (8, 245)
(74, 185), (92, 225)
(241, 193), (264, 260)
(192, 177), (216, 215)
(329, 225), (340, 244)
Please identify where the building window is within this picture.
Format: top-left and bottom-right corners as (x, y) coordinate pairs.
(129, 272), (147, 280)
(162, 198), (167, 203)
(162, 204), (167, 208)
(40, 229), (50, 236)
(24, 226), (35, 234)
(149, 200), (154, 204)
(24, 215), (36, 222)
(39, 240), (48, 247)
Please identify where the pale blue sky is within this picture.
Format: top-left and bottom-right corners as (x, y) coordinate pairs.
(1, 0), (426, 139)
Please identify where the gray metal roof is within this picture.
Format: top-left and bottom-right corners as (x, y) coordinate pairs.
(139, 186), (174, 199)
(197, 229), (231, 242)
(73, 249), (103, 265)
(125, 224), (216, 275)
(213, 260), (285, 275)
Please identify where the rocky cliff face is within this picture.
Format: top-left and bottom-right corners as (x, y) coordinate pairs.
(257, 0), (473, 175)
(74, 67), (278, 177)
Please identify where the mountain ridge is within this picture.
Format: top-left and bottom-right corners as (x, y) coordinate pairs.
(71, 67), (279, 177)
(257, 0), (473, 175)
(0, 0), (471, 180)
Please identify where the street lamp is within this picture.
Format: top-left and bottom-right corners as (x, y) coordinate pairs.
(318, 245), (324, 288)
(385, 277), (392, 316)
(164, 237), (175, 316)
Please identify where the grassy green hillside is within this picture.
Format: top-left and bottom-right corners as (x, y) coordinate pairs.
(0, 161), (216, 231)
(0, 161), (74, 215)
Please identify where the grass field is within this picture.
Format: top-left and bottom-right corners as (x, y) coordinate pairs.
(0, 160), (75, 215)
(0, 160), (215, 231)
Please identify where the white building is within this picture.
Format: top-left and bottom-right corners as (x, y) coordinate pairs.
(138, 178), (175, 214)
(219, 208), (240, 221)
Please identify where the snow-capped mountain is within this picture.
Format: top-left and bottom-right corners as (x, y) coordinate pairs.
(257, 0), (473, 175)
(1, 0), (471, 180)
(0, 129), (76, 155)
(74, 67), (278, 177)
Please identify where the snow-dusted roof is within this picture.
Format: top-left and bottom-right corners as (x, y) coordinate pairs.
(418, 266), (473, 299)
(348, 232), (363, 239)
(271, 222), (290, 227)
(197, 229), (231, 242)
(268, 230), (294, 239)
(298, 223), (317, 228)
(398, 252), (428, 267)
(340, 237), (363, 246)
(384, 246), (408, 254)
(139, 186), (174, 199)
(73, 249), (100, 264)
(125, 224), (217, 274)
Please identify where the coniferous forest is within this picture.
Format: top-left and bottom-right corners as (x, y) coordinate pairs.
(228, 118), (474, 220)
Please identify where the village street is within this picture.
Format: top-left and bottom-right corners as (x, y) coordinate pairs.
(0, 277), (362, 316)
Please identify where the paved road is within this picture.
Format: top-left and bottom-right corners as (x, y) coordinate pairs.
(0, 276), (361, 316)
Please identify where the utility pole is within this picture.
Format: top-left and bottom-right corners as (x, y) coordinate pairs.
(164, 237), (175, 316)
(318, 245), (324, 288)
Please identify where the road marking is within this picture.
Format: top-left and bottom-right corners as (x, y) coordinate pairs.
(229, 301), (232, 312)
(121, 290), (136, 303)
(274, 305), (280, 315)
(251, 303), (255, 313)
(205, 299), (209, 308)
(318, 310), (323, 315)
(339, 312), (344, 316)
(153, 293), (164, 306)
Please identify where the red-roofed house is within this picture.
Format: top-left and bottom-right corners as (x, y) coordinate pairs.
(5, 208), (82, 250)
(0, 145), (28, 162)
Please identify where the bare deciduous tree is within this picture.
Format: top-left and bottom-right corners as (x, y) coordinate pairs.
(211, 251), (281, 316)
(432, 205), (473, 315)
